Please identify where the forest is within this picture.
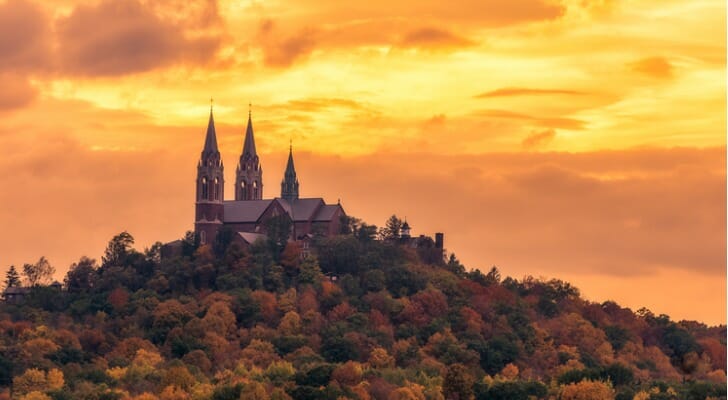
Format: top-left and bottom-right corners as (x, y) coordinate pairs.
(0, 215), (725, 400)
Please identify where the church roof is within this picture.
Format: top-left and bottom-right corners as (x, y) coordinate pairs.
(277, 198), (324, 222)
(313, 204), (342, 221)
(223, 200), (273, 222)
(202, 109), (219, 155)
(237, 232), (266, 245)
(222, 197), (342, 223)
(242, 113), (257, 158)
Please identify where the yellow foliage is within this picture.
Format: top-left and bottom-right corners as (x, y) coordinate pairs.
(560, 379), (615, 400)
(632, 391), (650, 400)
(13, 368), (47, 395)
(159, 385), (190, 400)
(368, 347), (395, 369)
(190, 383), (214, 400)
(46, 369), (64, 390)
(19, 392), (51, 400)
(107, 367), (128, 380)
(133, 349), (163, 367)
(277, 311), (302, 335)
(240, 382), (269, 400)
(388, 388), (420, 400)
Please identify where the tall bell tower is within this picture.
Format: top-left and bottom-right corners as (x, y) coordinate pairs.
(194, 106), (224, 245)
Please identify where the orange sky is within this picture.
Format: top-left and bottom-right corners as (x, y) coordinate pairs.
(0, 0), (725, 325)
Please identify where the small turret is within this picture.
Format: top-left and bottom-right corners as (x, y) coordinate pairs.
(281, 143), (300, 201)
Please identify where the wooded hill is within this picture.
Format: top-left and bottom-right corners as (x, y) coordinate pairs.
(1, 215), (725, 400)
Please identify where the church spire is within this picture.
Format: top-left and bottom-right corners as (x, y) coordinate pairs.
(202, 108), (219, 156)
(235, 105), (263, 200)
(281, 143), (299, 201)
(242, 104), (257, 158)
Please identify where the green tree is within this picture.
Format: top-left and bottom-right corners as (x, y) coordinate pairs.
(378, 215), (403, 241)
(23, 256), (55, 286)
(102, 231), (135, 267)
(65, 256), (98, 292)
(4, 265), (21, 289)
(263, 215), (292, 260)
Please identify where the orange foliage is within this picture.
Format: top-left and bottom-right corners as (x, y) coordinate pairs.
(332, 361), (364, 386)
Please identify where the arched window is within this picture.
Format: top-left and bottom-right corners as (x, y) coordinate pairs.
(253, 181), (258, 199)
(241, 181), (247, 200)
(214, 178), (220, 200)
(200, 231), (207, 244)
(201, 177), (208, 200)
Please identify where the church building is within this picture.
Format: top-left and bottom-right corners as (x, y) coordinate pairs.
(194, 107), (345, 246)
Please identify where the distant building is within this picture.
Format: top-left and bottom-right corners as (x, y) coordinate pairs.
(2, 286), (29, 304)
(193, 107), (345, 247)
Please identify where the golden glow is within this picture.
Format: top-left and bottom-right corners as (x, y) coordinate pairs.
(0, 0), (724, 324)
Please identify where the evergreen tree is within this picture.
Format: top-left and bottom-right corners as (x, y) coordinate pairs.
(4, 265), (21, 289)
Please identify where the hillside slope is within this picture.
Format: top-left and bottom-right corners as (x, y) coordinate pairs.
(1, 223), (725, 400)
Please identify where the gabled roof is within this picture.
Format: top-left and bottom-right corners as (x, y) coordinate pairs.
(202, 109), (219, 156)
(237, 232), (267, 245)
(277, 198), (324, 221)
(3, 286), (29, 295)
(223, 200), (274, 222)
(313, 204), (342, 222)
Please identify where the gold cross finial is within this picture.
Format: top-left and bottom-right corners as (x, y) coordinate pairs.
(249, 102), (252, 117)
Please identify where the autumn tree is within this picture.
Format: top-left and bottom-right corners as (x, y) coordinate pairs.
(22, 257), (55, 286)
(559, 379), (615, 400)
(442, 364), (474, 400)
(4, 265), (21, 289)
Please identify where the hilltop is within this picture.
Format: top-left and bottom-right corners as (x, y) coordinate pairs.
(0, 215), (725, 400)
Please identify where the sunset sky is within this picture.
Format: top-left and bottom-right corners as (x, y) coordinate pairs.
(0, 0), (725, 324)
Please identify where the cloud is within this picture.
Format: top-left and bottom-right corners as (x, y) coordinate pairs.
(0, 73), (37, 111)
(475, 109), (586, 130)
(522, 129), (556, 148)
(630, 56), (674, 79)
(476, 87), (586, 98)
(399, 27), (474, 49)
(0, 0), (51, 72)
(56, 0), (221, 76)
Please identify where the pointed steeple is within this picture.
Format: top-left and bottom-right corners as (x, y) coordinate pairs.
(242, 105), (257, 158)
(281, 143), (299, 201)
(202, 108), (219, 156)
(235, 104), (263, 200)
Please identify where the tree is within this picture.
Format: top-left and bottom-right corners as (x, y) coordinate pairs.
(102, 231), (135, 267)
(442, 364), (474, 400)
(65, 257), (97, 292)
(263, 215), (292, 260)
(378, 215), (403, 241)
(23, 257), (55, 286)
(4, 265), (21, 289)
(560, 379), (615, 400)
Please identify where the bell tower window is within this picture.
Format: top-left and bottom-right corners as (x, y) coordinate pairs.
(253, 181), (258, 199)
(214, 178), (220, 200)
(201, 177), (208, 200)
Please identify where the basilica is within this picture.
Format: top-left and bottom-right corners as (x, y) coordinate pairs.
(194, 108), (345, 246)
